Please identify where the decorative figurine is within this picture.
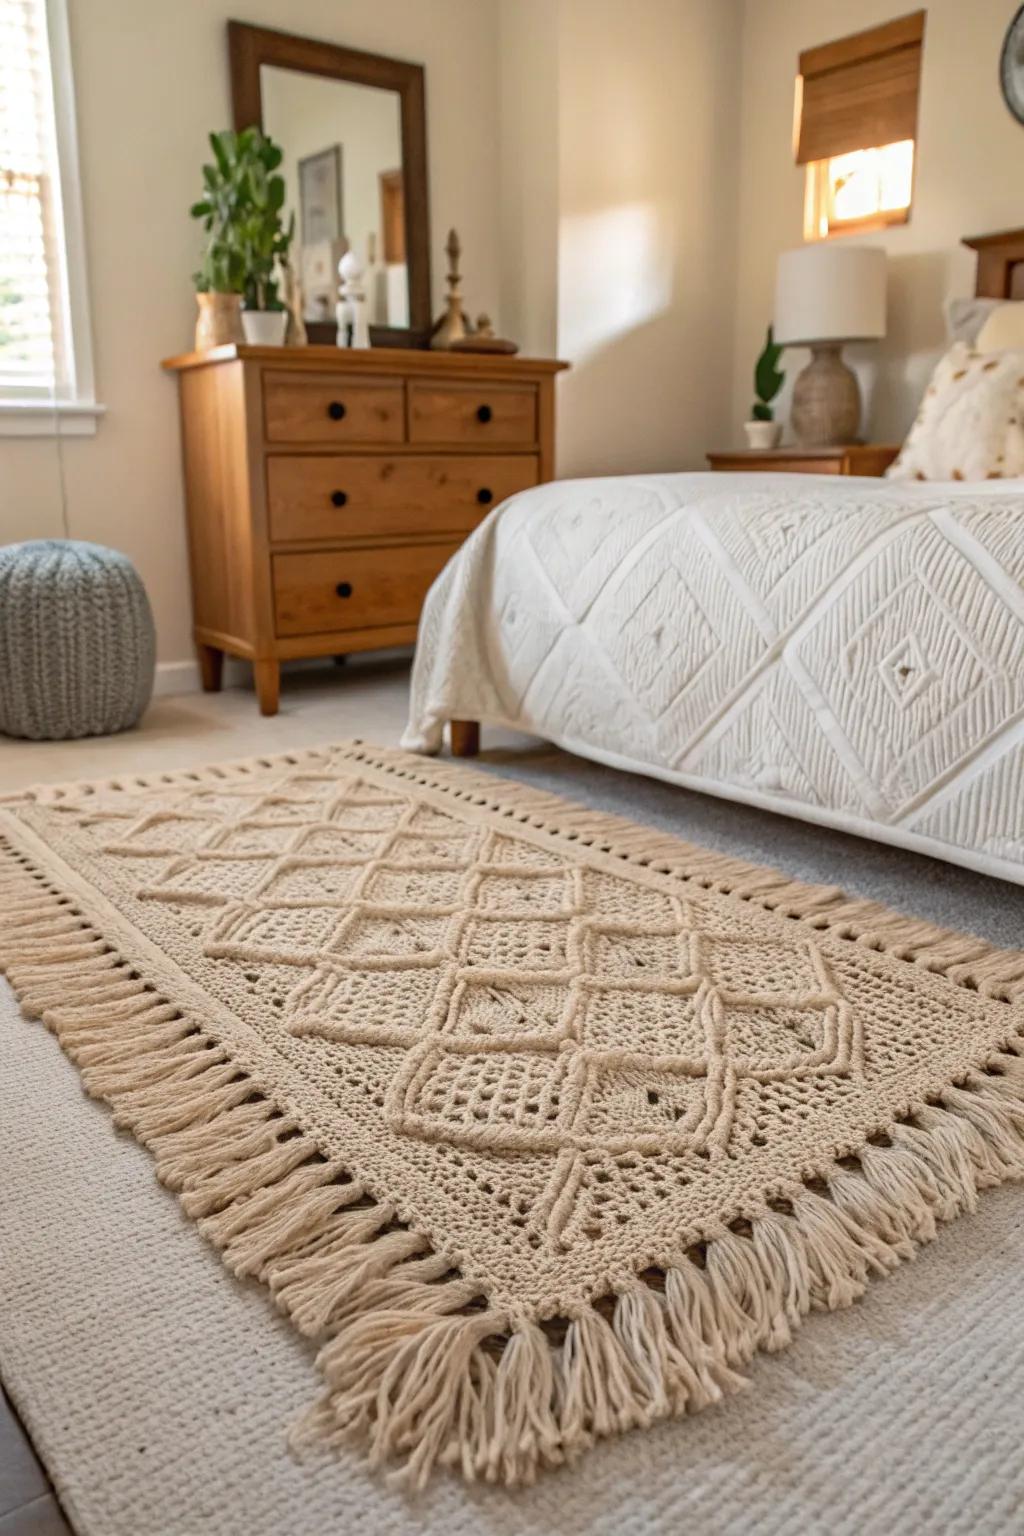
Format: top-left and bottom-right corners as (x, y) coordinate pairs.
(430, 228), (469, 349)
(451, 312), (519, 355)
(281, 256), (307, 347)
(336, 249), (369, 349)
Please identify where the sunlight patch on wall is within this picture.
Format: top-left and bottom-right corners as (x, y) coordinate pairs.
(557, 203), (671, 359)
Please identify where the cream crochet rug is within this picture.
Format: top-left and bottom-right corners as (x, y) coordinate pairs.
(1, 741), (1023, 1489)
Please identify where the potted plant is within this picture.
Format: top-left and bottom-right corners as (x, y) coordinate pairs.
(190, 128), (294, 349)
(745, 326), (785, 449)
(190, 131), (246, 349)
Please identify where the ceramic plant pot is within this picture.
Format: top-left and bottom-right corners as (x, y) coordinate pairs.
(744, 419), (783, 450)
(241, 309), (288, 346)
(194, 292), (245, 350)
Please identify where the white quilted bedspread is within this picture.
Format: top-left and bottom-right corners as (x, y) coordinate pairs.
(404, 472), (1024, 883)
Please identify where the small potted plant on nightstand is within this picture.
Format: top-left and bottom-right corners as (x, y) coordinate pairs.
(744, 326), (785, 450)
(190, 128), (294, 349)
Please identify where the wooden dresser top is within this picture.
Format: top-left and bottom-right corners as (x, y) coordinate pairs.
(161, 343), (570, 378)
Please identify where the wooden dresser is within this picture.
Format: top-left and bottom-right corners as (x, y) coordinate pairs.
(162, 345), (568, 714)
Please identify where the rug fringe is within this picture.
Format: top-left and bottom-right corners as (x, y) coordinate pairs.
(3, 767), (1024, 1487)
(286, 1047), (1024, 1491)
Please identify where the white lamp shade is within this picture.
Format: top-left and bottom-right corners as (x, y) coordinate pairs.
(774, 245), (886, 346)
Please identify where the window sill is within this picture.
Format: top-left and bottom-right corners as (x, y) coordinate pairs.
(814, 207), (911, 241)
(0, 400), (106, 437)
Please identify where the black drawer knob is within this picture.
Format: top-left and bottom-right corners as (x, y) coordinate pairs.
(476, 487), (493, 505)
(327, 400), (346, 421)
(331, 490), (348, 508)
(476, 404), (493, 424)
(335, 581), (353, 598)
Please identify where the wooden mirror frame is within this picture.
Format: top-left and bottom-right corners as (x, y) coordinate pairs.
(228, 20), (431, 347)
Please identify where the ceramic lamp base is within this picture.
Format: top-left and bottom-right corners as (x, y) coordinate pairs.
(791, 342), (861, 447)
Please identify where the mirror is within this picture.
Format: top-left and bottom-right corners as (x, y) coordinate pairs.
(228, 22), (431, 346)
(261, 68), (406, 330)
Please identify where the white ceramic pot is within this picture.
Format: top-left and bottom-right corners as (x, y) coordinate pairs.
(743, 419), (783, 450)
(241, 309), (288, 346)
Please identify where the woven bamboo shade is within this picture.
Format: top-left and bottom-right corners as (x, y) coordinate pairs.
(796, 11), (925, 166)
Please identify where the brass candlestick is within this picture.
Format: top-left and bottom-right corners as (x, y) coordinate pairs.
(430, 228), (469, 349)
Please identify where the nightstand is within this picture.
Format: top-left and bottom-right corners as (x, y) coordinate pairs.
(707, 444), (900, 476)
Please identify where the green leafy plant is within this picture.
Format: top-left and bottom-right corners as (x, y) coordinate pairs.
(751, 325), (785, 422)
(190, 128), (294, 310)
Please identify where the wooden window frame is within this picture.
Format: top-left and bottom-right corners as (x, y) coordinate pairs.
(796, 10), (924, 242)
(0, 0), (102, 436)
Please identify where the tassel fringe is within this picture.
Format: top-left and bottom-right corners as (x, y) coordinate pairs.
(3, 745), (1024, 1486)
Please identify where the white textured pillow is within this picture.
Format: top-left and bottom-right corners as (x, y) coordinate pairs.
(886, 342), (1024, 482)
(944, 296), (1002, 346)
(975, 302), (1024, 352)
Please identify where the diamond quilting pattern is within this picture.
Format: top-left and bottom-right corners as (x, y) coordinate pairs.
(406, 476), (1024, 878)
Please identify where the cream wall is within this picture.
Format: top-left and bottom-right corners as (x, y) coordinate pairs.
(555, 0), (741, 477)
(0, 0), (502, 674)
(498, 0), (559, 361)
(730, 0), (1024, 447)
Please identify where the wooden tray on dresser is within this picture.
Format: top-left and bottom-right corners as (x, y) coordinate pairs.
(161, 344), (568, 714)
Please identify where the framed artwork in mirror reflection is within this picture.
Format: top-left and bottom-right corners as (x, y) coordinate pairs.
(298, 145), (343, 246)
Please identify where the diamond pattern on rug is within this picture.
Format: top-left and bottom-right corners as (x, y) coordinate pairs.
(30, 752), (1015, 1283)
(6, 743), (1024, 1490)
(73, 765), (862, 1248)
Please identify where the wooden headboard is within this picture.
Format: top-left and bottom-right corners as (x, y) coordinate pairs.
(963, 228), (1024, 298)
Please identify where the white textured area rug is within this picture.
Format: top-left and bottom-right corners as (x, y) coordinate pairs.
(2, 988), (1024, 1533)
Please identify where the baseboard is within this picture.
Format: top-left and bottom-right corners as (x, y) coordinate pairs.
(154, 657), (250, 697)
(154, 649), (410, 700)
(154, 660), (201, 697)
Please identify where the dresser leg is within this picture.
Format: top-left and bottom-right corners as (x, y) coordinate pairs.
(253, 659), (280, 717)
(196, 642), (223, 693)
(450, 720), (480, 757)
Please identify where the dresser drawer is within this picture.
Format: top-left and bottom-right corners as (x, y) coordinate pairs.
(263, 372), (404, 445)
(408, 380), (537, 447)
(273, 543), (459, 637)
(266, 454), (540, 543)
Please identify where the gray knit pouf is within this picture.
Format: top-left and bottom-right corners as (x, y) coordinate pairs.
(0, 540), (156, 740)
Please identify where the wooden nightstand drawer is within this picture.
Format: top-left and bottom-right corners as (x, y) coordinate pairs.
(267, 454), (540, 543)
(272, 542), (460, 637)
(263, 372), (405, 445)
(408, 380), (537, 447)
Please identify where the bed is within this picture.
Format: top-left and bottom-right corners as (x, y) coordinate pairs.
(403, 232), (1024, 885)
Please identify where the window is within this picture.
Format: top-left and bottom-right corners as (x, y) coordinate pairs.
(795, 11), (924, 241)
(804, 139), (915, 240)
(0, 0), (99, 432)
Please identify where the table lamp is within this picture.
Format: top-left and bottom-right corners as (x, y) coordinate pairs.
(774, 245), (886, 446)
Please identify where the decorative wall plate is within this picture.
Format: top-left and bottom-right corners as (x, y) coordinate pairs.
(1000, 3), (1024, 124)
